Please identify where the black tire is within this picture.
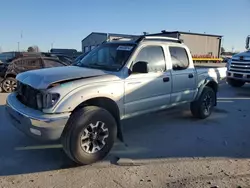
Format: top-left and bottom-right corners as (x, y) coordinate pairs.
(227, 78), (245, 87)
(62, 106), (117, 165)
(190, 86), (216, 119)
(2, 77), (17, 93)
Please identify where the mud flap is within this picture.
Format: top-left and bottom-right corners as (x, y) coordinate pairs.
(117, 121), (124, 143)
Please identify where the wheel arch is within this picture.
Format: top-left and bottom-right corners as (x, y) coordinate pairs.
(5, 73), (16, 78)
(72, 97), (124, 142)
(195, 78), (218, 106)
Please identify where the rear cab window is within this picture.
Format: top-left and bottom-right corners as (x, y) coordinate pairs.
(169, 46), (189, 71)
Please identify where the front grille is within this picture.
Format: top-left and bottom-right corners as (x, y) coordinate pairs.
(16, 82), (40, 109)
(229, 60), (250, 73)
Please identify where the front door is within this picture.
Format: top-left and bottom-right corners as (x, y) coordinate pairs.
(124, 45), (172, 117)
(168, 46), (196, 103)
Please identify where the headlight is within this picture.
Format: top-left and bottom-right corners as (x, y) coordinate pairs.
(36, 93), (60, 109)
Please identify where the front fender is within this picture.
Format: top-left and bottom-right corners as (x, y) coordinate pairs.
(51, 82), (124, 114)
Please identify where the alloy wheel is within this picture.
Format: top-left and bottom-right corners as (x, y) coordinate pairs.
(80, 121), (109, 154)
(3, 79), (17, 93)
(202, 92), (214, 115)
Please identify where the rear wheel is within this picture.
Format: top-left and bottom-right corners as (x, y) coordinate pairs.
(2, 77), (17, 93)
(62, 106), (117, 165)
(227, 78), (245, 87)
(190, 86), (216, 119)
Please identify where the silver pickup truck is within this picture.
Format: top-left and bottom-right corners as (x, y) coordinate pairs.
(6, 36), (218, 165)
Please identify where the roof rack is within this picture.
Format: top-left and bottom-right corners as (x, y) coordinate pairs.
(135, 35), (183, 44)
(105, 33), (183, 44)
(111, 37), (135, 41)
(144, 36), (183, 43)
(144, 36), (179, 41)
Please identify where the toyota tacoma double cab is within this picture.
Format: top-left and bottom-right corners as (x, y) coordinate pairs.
(6, 35), (218, 165)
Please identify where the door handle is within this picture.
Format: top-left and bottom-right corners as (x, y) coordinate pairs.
(188, 73), (194, 78)
(163, 77), (170, 82)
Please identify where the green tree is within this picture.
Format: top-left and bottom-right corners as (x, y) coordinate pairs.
(27, 45), (40, 52)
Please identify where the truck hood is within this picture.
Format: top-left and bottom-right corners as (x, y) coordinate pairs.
(16, 66), (110, 89)
(232, 50), (250, 59)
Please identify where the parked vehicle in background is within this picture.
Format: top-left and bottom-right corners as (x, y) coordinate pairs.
(1, 54), (68, 92)
(50, 48), (82, 59)
(48, 53), (74, 65)
(0, 52), (21, 63)
(226, 35), (250, 87)
(6, 35), (219, 165)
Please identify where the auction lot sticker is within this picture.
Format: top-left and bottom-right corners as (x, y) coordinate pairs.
(117, 46), (134, 51)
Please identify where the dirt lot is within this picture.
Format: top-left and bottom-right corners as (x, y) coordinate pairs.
(1, 81), (250, 188)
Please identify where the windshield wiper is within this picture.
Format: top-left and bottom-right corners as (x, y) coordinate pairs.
(88, 64), (115, 71)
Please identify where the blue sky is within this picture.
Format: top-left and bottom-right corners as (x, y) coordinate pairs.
(0, 0), (249, 52)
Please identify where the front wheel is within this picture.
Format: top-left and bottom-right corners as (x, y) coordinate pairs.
(2, 77), (17, 93)
(190, 86), (216, 119)
(227, 78), (245, 87)
(62, 106), (117, 165)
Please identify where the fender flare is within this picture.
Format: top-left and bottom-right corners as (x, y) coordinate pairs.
(194, 77), (218, 106)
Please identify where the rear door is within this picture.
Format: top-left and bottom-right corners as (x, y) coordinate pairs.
(168, 46), (196, 103)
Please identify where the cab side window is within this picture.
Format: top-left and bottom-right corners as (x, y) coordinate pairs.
(134, 46), (165, 72)
(169, 47), (189, 70)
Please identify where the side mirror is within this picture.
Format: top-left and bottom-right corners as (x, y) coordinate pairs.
(132, 61), (148, 73)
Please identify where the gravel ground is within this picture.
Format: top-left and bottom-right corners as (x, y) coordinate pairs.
(1, 81), (250, 188)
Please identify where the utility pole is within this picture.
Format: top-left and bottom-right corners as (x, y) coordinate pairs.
(51, 42), (54, 51)
(19, 30), (23, 51)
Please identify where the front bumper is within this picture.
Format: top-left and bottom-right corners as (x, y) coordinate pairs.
(6, 93), (71, 141)
(227, 71), (250, 82)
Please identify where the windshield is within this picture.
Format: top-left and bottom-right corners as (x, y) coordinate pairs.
(76, 43), (136, 71)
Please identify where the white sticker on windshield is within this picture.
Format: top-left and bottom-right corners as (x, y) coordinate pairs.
(117, 46), (134, 51)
